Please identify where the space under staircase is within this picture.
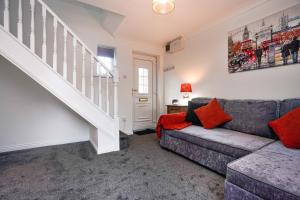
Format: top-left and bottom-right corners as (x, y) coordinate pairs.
(0, 0), (120, 154)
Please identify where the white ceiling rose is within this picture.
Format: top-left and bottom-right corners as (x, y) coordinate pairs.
(152, 0), (175, 15)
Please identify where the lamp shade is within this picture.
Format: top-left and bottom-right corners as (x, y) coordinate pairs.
(180, 83), (192, 93)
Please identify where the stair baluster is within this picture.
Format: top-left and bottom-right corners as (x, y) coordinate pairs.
(106, 73), (109, 115)
(4, 0), (9, 31)
(30, 0), (35, 52)
(53, 18), (58, 72)
(63, 28), (68, 79)
(91, 56), (95, 103)
(73, 38), (77, 88)
(98, 64), (102, 108)
(17, 0), (23, 42)
(113, 67), (119, 119)
(82, 47), (86, 96)
(42, 5), (47, 62)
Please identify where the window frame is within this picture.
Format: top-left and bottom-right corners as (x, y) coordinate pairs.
(97, 46), (116, 76)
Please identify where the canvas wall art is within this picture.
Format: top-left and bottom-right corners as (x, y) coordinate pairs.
(228, 4), (300, 73)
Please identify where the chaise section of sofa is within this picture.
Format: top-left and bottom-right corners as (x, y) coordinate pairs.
(225, 180), (264, 200)
(224, 98), (300, 200)
(225, 141), (300, 200)
(160, 126), (274, 175)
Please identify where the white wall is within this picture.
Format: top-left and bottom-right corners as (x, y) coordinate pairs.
(45, 0), (164, 134)
(0, 55), (90, 153)
(164, 0), (300, 106)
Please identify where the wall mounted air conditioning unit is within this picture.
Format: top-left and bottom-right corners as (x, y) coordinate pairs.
(165, 36), (184, 53)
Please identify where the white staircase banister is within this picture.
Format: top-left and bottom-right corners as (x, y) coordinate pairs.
(37, 0), (113, 77)
(0, 0), (120, 154)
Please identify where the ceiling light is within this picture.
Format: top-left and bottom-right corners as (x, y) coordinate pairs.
(153, 0), (175, 15)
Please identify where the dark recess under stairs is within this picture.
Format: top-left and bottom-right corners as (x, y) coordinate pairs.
(119, 131), (130, 150)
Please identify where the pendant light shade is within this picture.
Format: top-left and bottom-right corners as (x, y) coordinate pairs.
(153, 0), (175, 14)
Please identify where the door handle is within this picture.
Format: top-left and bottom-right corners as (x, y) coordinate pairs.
(139, 98), (148, 102)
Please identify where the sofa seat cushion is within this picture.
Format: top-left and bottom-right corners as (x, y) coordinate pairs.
(227, 141), (300, 200)
(163, 125), (274, 158)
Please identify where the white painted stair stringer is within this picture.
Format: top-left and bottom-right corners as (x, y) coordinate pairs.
(0, 26), (119, 154)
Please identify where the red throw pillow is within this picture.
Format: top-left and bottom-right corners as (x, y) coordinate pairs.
(269, 107), (300, 149)
(194, 98), (232, 129)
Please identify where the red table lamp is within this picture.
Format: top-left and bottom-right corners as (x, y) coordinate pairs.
(180, 83), (192, 98)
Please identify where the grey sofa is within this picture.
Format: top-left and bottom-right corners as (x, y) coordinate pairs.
(159, 98), (300, 200)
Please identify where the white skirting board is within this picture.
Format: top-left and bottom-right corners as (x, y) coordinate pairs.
(0, 137), (89, 153)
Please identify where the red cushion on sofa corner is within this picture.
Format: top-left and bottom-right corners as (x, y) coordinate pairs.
(194, 98), (232, 129)
(269, 107), (300, 149)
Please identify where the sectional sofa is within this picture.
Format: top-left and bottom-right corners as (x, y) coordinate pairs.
(159, 98), (300, 200)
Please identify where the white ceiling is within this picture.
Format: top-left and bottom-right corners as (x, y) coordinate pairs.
(77, 0), (264, 45)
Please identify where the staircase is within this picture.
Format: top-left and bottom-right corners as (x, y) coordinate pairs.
(0, 0), (120, 154)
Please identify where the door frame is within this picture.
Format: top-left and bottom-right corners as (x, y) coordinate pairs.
(132, 52), (158, 131)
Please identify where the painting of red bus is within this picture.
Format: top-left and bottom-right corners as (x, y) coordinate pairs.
(228, 4), (300, 73)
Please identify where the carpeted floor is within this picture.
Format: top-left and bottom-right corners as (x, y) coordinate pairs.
(0, 134), (224, 200)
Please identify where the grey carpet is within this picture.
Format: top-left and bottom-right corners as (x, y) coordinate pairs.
(0, 134), (224, 200)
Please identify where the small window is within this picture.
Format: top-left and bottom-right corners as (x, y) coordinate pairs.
(138, 68), (149, 94)
(97, 46), (115, 75)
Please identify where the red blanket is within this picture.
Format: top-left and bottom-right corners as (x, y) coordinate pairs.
(156, 112), (192, 138)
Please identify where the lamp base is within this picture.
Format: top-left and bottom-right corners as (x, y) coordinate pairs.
(182, 92), (190, 98)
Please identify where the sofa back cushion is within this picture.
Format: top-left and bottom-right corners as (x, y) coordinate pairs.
(192, 98), (225, 108)
(185, 101), (206, 126)
(280, 99), (300, 116)
(222, 100), (279, 139)
(269, 107), (300, 149)
(194, 98), (232, 129)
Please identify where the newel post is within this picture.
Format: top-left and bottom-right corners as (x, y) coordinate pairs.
(113, 66), (119, 119)
(113, 65), (120, 134)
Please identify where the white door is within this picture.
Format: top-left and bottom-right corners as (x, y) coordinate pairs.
(133, 55), (156, 131)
